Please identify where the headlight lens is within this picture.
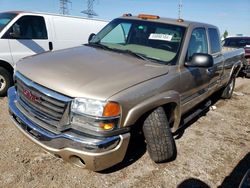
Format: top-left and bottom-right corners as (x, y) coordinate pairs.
(71, 98), (105, 117)
(71, 98), (121, 132)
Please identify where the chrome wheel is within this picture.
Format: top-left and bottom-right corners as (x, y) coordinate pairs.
(228, 79), (234, 94)
(0, 75), (6, 92)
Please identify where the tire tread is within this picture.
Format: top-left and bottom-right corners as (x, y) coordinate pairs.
(143, 107), (175, 162)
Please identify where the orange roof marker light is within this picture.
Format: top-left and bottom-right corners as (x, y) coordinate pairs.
(138, 14), (160, 20)
(177, 18), (184, 22)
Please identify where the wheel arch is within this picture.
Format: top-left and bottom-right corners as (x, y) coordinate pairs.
(123, 90), (181, 132)
(0, 59), (14, 75)
(229, 61), (242, 79)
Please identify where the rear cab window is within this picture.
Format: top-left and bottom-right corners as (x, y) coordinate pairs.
(208, 28), (221, 54)
(223, 37), (250, 48)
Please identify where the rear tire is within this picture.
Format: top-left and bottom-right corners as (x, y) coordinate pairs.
(221, 77), (236, 99)
(0, 67), (12, 97)
(142, 107), (175, 162)
(245, 59), (250, 78)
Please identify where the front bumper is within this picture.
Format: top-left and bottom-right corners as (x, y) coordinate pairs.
(8, 87), (130, 171)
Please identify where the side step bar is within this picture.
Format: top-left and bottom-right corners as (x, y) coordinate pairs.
(182, 100), (212, 126)
(174, 100), (212, 136)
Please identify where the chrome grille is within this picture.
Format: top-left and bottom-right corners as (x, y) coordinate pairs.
(15, 72), (72, 131)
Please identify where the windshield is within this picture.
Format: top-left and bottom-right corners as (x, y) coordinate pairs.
(0, 13), (17, 32)
(223, 38), (250, 48)
(89, 18), (186, 64)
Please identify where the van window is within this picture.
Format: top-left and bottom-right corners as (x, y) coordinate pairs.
(3, 16), (48, 39)
(208, 28), (221, 54)
(0, 13), (17, 32)
(187, 28), (208, 60)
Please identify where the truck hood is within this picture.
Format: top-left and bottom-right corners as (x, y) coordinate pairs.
(16, 46), (168, 100)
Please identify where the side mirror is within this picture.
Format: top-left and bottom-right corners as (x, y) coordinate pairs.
(185, 53), (214, 68)
(10, 23), (21, 38)
(88, 33), (96, 43)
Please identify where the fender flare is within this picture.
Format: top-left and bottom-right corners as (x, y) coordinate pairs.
(229, 60), (242, 80)
(123, 90), (181, 132)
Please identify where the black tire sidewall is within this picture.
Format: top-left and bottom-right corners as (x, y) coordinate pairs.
(143, 107), (175, 162)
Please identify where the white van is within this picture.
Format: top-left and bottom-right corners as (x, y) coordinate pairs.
(0, 11), (107, 96)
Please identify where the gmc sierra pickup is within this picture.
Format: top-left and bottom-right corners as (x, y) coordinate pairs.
(8, 14), (245, 171)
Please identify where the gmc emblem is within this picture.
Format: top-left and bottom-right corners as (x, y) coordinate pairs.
(23, 89), (41, 103)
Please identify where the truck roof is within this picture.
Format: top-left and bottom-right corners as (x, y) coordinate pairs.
(119, 14), (217, 28)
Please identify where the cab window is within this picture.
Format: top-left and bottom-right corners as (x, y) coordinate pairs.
(187, 28), (208, 60)
(208, 28), (221, 54)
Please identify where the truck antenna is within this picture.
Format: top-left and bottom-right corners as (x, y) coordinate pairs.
(81, 0), (98, 18)
(178, 0), (183, 19)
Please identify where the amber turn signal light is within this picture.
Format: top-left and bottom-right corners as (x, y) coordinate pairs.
(100, 123), (115, 130)
(103, 102), (121, 117)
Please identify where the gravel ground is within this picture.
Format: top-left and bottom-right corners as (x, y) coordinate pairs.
(0, 77), (249, 188)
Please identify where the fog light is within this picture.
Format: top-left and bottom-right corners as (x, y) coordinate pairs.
(100, 123), (115, 130)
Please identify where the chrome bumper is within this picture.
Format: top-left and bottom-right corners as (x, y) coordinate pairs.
(8, 87), (130, 171)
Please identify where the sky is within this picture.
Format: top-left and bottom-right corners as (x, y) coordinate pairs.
(0, 0), (249, 36)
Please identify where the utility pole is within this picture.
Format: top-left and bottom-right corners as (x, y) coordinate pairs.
(59, 0), (71, 15)
(81, 0), (98, 18)
(178, 0), (183, 19)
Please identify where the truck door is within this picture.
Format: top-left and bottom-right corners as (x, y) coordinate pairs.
(207, 28), (224, 91)
(2, 15), (51, 64)
(180, 28), (210, 108)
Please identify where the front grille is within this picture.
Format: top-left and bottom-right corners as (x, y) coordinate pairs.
(15, 72), (72, 131)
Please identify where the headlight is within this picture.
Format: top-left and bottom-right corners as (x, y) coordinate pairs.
(71, 98), (106, 117)
(71, 98), (121, 132)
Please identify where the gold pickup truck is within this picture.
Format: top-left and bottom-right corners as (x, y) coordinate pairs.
(8, 14), (245, 171)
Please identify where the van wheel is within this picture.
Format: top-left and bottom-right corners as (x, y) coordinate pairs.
(221, 77), (236, 99)
(0, 67), (12, 97)
(143, 107), (175, 162)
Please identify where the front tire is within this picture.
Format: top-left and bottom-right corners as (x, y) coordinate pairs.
(221, 77), (236, 99)
(0, 67), (12, 97)
(143, 107), (175, 162)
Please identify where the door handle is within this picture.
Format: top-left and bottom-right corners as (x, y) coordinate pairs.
(49, 42), (53, 51)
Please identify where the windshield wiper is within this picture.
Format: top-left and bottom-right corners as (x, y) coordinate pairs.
(86, 43), (167, 64)
(123, 50), (167, 64)
(85, 42), (111, 50)
(85, 43), (147, 60)
(141, 55), (167, 64)
(121, 50), (151, 61)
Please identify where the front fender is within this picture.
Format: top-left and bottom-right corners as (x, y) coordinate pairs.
(123, 90), (181, 132)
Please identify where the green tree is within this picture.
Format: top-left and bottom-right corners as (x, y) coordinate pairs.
(223, 30), (229, 39)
